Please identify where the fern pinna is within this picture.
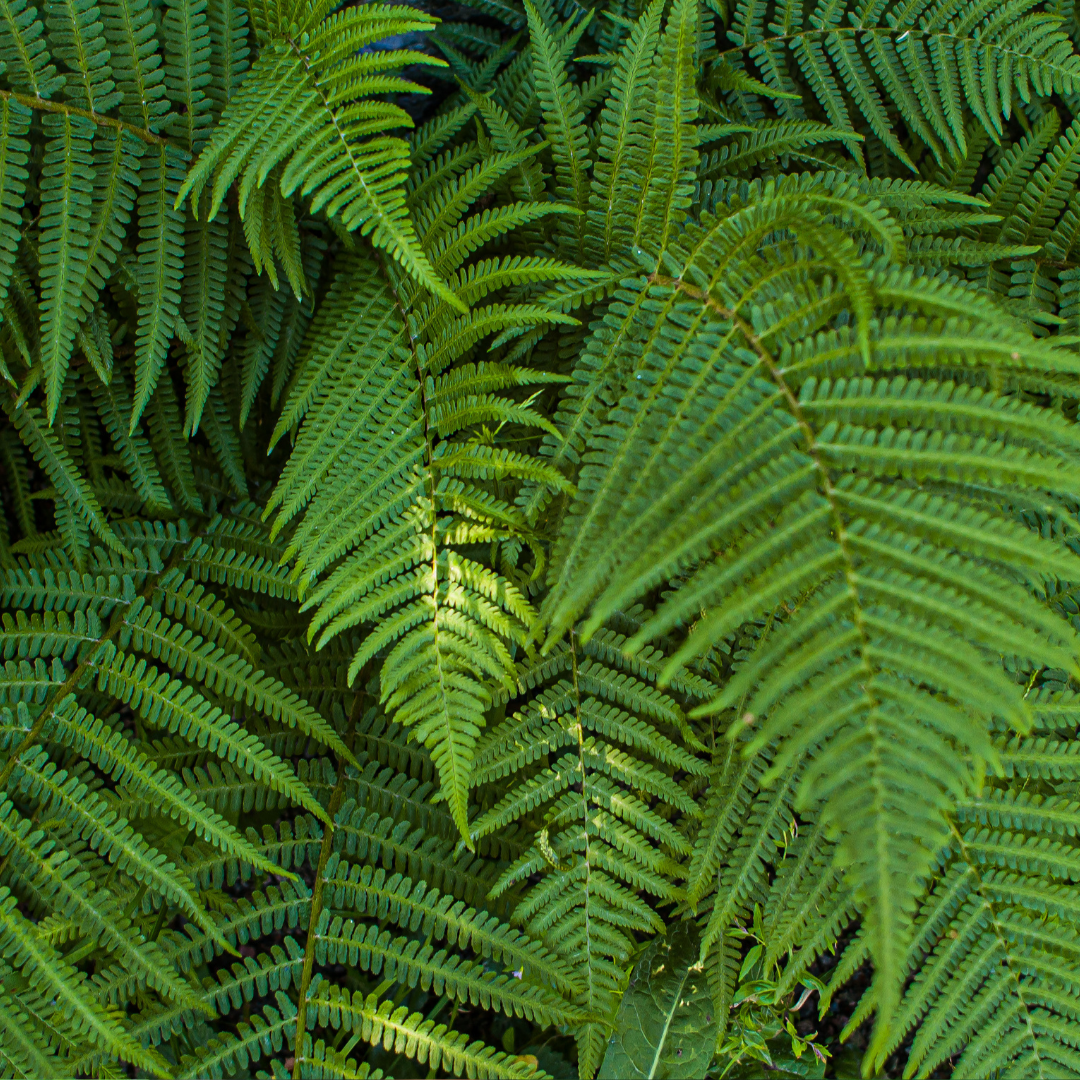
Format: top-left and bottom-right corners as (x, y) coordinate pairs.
(2, 0), (1080, 1076)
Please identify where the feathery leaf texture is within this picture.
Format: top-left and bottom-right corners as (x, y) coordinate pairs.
(0, 0), (1080, 1076)
(176, 3), (462, 311)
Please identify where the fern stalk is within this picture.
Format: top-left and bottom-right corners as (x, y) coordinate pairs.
(290, 682), (364, 1080)
(0, 85), (171, 145)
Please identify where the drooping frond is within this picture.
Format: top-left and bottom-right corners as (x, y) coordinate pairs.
(176, 2), (461, 310)
(538, 174), (1080, 1047)
(263, 114), (589, 838)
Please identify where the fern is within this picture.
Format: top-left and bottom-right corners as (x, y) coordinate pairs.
(4, 0), (1080, 1077)
(38, 111), (94, 416)
(175, 0), (461, 311)
(261, 111), (586, 838)
(537, 168), (1080, 1044)
(468, 623), (709, 1076)
(718, 0), (1080, 170)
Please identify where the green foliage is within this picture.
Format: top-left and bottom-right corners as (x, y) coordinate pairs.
(597, 921), (717, 1080)
(473, 623), (709, 1074)
(176, 0), (459, 311)
(1, 0), (1080, 1077)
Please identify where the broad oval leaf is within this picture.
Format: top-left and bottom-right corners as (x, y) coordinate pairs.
(597, 922), (716, 1080)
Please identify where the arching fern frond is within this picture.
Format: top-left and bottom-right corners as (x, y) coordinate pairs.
(176, 3), (461, 311)
(538, 176), (1080, 1049)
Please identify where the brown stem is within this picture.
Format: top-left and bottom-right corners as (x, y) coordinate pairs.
(0, 88), (175, 148)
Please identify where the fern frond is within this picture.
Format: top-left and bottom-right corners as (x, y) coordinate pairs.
(155, 569), (257, 661)
(3, 396), (126, 554)
(93, 642), (328, 821)
(865, 801), (1080, 1077)
(536, 179), (1080, 1047)
(0, 562), (132, 614)
(183, 535), (297, 599)
(0, 605), (100, 658)
(9, 743), (221, 935)
(320, 860), (580, 995)
(45, 0), (121, 112)
(181, 195), (228, 432)
(308, 984), (550, 1080)
(176, 990), (295, 1079)
(0, 0), (63, 97)
(471, 626), (707, 1075)
(699, 119), (861, 178)
(637, 0), (699, 254)
(199, 936), (304, 1016)
(0, 974), (61, 1078)
(38, 111), (94, 419)
(176, 5), (462, 310)
(0, 795), (204, 1010)
(0, 887), (168, 1073)
(88, 363), (172, 513)
(132, 144), (186, 426)
(525, 0), (590, 258)
(0, 3), (1076, 1072)
(101, 0), (170, 128)
(46, 696), (282, 871)
(162, 0), (211, 152)
(293, 1037), (385, 1080)
(719, 0), (1080, 169)
(586, 0), (663, 263)
(264, 166), (566, 832)
(312, 910), (574, 1025)
(0, 97), (29, 323)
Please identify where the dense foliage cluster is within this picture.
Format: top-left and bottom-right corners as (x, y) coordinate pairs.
(3, 0), (1080, 1075)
